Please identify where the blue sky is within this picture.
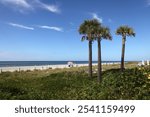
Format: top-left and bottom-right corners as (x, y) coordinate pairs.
(0, 0), (150, 61)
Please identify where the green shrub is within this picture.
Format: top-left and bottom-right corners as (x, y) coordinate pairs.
(99, 68), (150, 99)
(0, 67), (149, 100)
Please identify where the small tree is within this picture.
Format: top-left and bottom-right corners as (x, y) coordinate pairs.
(96, 26), (112, 82)
(116, 26), (135, 71)
(79, 19), (100, 78)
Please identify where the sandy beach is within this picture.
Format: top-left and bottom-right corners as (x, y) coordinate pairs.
(0, 62), (120, 73)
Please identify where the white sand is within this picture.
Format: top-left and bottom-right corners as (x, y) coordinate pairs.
(0, 62), (120, 73)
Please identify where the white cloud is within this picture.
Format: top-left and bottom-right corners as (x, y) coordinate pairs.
(40, 4), (60, 13)
(0, 0), (60, 13)
(38, 25), (63, 32)
(8, 23), (34, 30)
(31, 0), (60, 13)
(29, 0), (61, 13)
(91, 13), (103, 23)
(0, 0), (31, 9)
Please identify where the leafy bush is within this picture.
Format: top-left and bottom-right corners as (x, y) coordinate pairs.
(0, 67), (149, 100)
(99, 68), (150, 99)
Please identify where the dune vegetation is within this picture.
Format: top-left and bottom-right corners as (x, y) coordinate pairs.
(0, 62), (149, 100)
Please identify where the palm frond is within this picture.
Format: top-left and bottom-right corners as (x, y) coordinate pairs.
(116, 25), (135, 37)
(96, 26), (112, 41)
(79, 19), (101, 41)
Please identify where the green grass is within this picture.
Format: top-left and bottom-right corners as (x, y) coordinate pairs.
(0, 63), (149, 100)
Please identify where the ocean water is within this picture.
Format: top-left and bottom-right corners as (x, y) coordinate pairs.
(0, 61), (120, 67)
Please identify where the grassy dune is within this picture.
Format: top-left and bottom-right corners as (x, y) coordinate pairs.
(0, 62), (150, 100)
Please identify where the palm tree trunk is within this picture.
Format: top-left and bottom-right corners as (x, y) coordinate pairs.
(98, 39), (102, 82)
(121, 36), (126, 71)
(89, 40), (92, 78)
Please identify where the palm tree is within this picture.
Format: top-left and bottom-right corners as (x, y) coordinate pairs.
(116, 26), (135, 71)
(96, 26), (112, 82)
(79, 19), (100, 78)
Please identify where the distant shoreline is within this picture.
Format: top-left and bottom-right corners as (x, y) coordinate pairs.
(0, 62), (121, 72)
